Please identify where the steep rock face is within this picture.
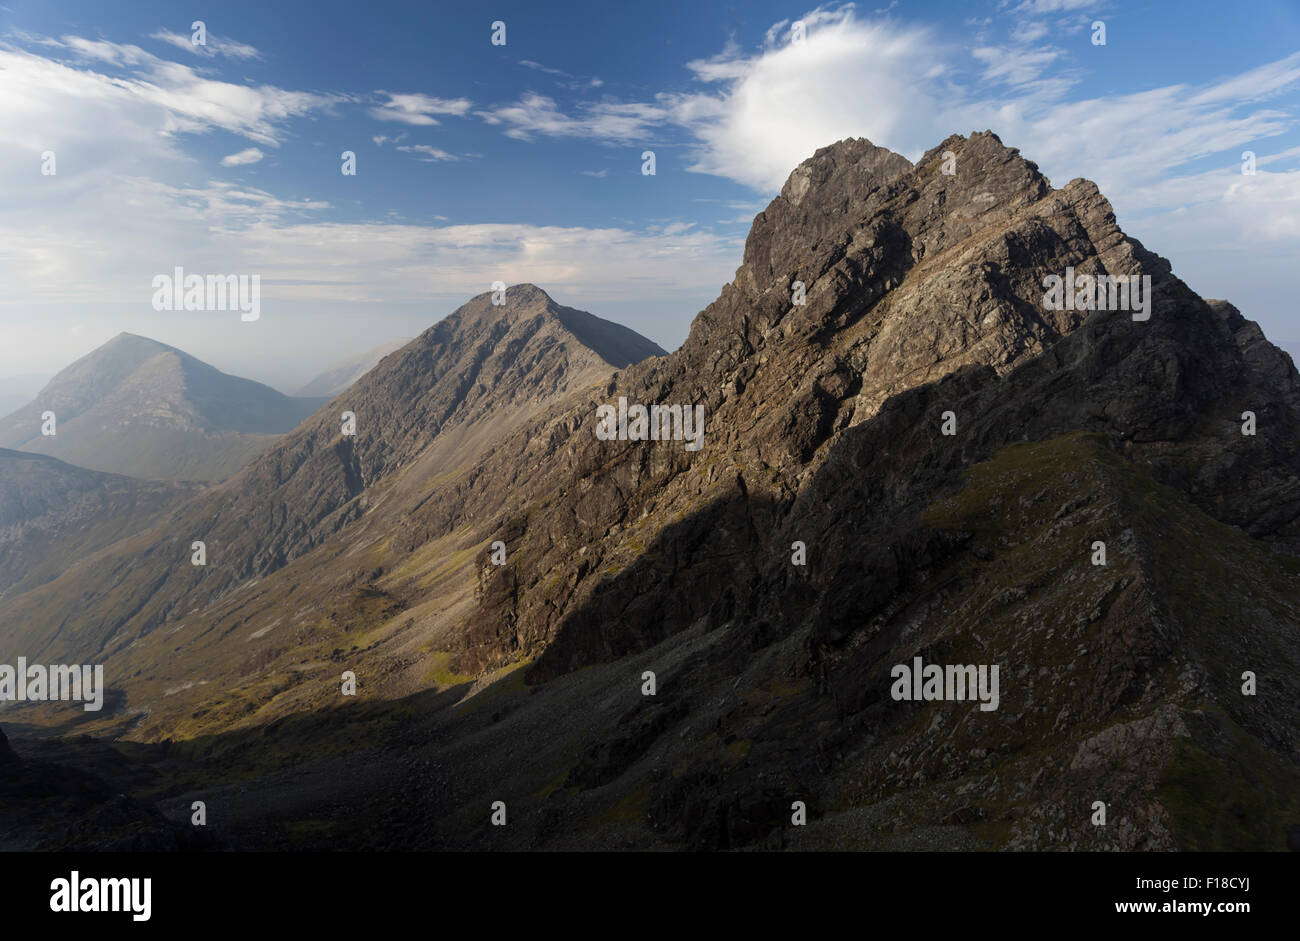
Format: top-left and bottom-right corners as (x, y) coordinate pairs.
(449, 131), (1218, 676)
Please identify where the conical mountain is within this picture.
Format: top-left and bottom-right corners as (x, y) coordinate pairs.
(0, 333), (324, 480)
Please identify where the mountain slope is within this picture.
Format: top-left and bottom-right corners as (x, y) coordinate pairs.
(0, 334), (324, 480)
(0, 449), (197, 600)
(185, 131), (1300, 851)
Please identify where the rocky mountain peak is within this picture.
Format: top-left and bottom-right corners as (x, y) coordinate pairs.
(738, 137), (912, 292)
(778, 136), (913, 208)
(437, 282), (665, 368)
(449, 127), (1300, 687)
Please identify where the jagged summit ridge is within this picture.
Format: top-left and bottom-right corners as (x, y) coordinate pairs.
(451, 127), (1294, 677)
(444, 283), (666, 368)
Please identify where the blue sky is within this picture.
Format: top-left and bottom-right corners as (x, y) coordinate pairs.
(1, 0), (1298, 390)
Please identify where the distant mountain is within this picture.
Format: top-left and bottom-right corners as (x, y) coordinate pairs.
(293, 313), (667, 399)
(295, 338), (412, 398)
(0, 334), (326, 481)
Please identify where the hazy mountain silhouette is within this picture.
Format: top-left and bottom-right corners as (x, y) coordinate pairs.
(295, 338), (412, 398)
(0, 334), (326, 481)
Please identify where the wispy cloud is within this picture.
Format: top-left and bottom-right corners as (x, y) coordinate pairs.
(220, 147), (265, 167)
(3, 36), (345, 148)
(476, 92), (669, 142)
(370, 92), (472, 125)
(971, 45), (1063, 86)
(149, 28), (262, 60)
(518, 59), (604, 90)
(1011, 20), (1051, 43)
(396, 144), (457, 162)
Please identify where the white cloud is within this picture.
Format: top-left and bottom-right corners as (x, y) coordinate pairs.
(1011, 20), (1050, 43)
(2, 36), (345, 148)
(220, 147), (264, 166)
(476, 91), (669, 143)
(668, 12), (952, 190)
(396, 144), (457, 162)
(1013, 0), (1096, 12)
(149, 29), (262, 60)
(0, 177), (739, 309)
(370, 92), (472, 125)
